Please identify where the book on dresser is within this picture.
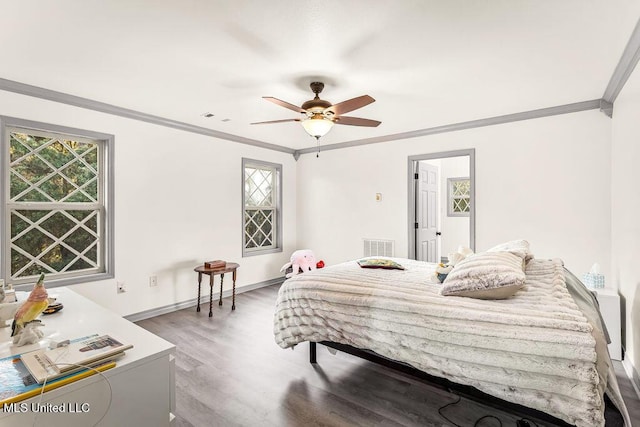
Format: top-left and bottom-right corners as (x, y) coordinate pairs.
(21, 334), (132, 384)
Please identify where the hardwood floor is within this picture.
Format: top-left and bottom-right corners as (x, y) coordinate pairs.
(136, 284), (640, 427)
(614, 363), (640, 425)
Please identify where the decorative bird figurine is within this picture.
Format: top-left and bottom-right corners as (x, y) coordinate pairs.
(11, 273), (48, 337)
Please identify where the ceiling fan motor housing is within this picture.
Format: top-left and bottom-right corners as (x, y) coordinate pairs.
(302, 82), (332, 114)
(302, 99), (332, 112)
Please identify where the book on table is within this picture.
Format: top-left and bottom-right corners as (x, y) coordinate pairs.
(21, 334), (132, 384)
(205, 260), (226, 269)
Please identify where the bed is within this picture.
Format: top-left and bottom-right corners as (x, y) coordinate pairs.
(273, 252), (631, 427)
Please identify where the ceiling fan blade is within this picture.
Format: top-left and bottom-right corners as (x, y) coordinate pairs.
(263, 97), (306, 113)
(251, 118), (301, 125)
(326, 95), (375, 115)
(335, 116), (381, 127)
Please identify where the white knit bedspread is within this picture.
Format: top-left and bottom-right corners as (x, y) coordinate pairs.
(273, 257), (628, 427)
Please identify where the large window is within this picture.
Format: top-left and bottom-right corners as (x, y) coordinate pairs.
(242, 158), (282, 256)
(1, 116), (114, 288)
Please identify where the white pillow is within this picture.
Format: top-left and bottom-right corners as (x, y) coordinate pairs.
(440, 251), (526, 299)
(486, 239), (533, 261)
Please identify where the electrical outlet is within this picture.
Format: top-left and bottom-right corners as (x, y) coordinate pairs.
(117, 281), (126, 293)
(149, 276), (158, 287)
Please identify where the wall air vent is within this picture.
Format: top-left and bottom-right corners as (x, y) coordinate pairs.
(363, 239), (394, 257)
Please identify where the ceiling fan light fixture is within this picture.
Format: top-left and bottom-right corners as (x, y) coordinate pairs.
(301, 116), (334, 139)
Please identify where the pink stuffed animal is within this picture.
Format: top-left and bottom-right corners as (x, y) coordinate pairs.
(280, 249), (317, 278)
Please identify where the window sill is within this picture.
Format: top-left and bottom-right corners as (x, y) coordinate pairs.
(242, 247), (283, 258)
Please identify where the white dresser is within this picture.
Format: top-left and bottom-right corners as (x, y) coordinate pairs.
(593, 288), (622, 361)
(0, 287), (176, 427)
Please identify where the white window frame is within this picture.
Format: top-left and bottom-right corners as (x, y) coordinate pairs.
(0, 116), (114, 290)
(447, 177), (470, 217)
(242, 158), (282, 257)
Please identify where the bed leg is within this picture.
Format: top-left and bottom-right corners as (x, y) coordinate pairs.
(309, 342), (317, 364)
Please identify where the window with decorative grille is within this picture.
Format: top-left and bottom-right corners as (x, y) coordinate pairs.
(1, 117), (114, 288)
(447, 177), (471, 217)
(242, 159), (282, 256)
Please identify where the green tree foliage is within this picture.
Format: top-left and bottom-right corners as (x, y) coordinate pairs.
(9, 132), (100, 279)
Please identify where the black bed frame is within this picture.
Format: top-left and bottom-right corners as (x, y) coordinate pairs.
(309, 341), (577, 426)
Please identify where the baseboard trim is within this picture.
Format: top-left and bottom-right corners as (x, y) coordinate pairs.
(124, 277), (284, 323)
(622, 357), (640, 400)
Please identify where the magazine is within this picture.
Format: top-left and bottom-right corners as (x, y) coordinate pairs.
(0, 353), (115, 405)
(21, 334), (132, 384)
(357, 258), (405, 270)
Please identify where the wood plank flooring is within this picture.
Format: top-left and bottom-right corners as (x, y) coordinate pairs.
(136, 284), (640, 427)
(614, 363), (640, 424)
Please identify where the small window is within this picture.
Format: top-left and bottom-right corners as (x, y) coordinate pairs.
(242, 159), (282, 256)
(447, 177), (470, 217)
(1, 116), (114, 288)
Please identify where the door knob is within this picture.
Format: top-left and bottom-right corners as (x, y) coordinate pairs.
(436, 232), (442, 236)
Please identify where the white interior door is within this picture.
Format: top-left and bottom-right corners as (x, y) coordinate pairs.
(416, 162), (439, 262)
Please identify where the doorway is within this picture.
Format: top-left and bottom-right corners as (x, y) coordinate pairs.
(408, 149), (475, 262)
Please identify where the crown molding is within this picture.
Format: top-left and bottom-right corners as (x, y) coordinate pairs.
(2, 22), (639, 160)
(600, 100), (614, 118)
(296, 99), (602, 156)
(602, 18), (640, 105)
(0, 75), (617, 160)
(0, 78), (295, 155)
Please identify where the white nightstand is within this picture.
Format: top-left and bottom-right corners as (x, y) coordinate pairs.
(593, 288), (622, 360)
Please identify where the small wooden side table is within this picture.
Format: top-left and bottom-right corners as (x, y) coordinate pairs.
(193, 262), (239, 317)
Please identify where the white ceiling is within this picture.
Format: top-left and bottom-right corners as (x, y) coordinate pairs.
(1, 1), (639, 150)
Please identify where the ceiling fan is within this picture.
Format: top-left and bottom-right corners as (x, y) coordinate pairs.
(251, 82), (381, 140)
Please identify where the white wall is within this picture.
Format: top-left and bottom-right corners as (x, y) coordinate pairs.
(611, 62), (640, 384)
(297, 110), (612, 282)
(0, 91), (297, 316)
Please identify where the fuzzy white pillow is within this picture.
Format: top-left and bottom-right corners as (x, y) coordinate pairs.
(440, 251), (526, 299)
(486, 239), (533, 262)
